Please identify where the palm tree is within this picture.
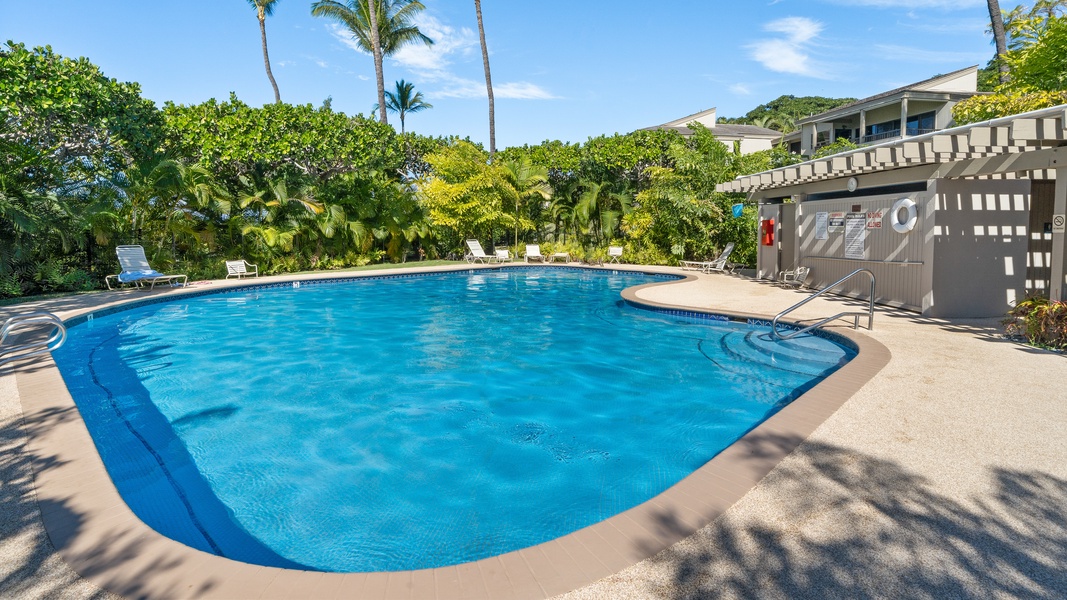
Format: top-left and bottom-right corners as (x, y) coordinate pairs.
(247, 0), (282, 103)
(986, 0), (1010, 84)
(501, 157), (551, 246)
(377, 80), (433, 134)
(474, 0), (495, 159)
(311, 0), (433, 125)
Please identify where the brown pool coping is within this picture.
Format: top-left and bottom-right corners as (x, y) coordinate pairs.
(6, 264), (890, 599)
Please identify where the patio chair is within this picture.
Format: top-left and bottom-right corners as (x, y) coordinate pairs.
(494, 249), (512, 263)
(109, 245), (188, 290)
(778, 265), (810, 288)
(525, 244), (547, 263)
(226, 259), (259, 279)
(465, 239), (493, 263)
(608, 246), (624, 264)
(680, 242), (735, 274)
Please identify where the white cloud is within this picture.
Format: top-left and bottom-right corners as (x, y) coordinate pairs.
(729, 83), (753, 95)
(277, 60), (296, 68)
(390, 15), (478, 74)
(327, 23), (366, 55)
(328, 13), (557, 101)
(822, 0), (982, 7)
(434, 78), (558, 100)
(764, 16), (823, 43)
(748, 17), (830, 78)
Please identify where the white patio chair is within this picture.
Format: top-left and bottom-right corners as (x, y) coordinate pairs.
(494, 249), (512, 262)
(779, 265), (810, 288)
(465, 239), (493, 263)
(608, 246), (624, 264)
(681, 242), (735, 273)
(703, 243), (736, 273)
(226, 259), (259, 279)
(525, 244), (547, 263)
(110, 245), (187, 290)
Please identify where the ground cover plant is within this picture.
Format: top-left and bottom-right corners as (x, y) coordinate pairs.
(1004, 296), (1067, 350)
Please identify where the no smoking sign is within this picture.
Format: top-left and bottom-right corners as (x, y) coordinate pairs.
(1054, 214), (1066, 234)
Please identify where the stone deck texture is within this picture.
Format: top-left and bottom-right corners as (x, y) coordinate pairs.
(1, 265), (1065, 599)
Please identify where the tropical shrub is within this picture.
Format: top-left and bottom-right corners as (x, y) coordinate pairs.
(954, 14), (1067, 124)
(1004, 296), (1067, 350)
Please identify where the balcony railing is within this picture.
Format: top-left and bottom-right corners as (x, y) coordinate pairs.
(812, 127), (941, 150)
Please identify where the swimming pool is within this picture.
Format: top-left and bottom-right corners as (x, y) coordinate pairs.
(53, 267), (855, 572)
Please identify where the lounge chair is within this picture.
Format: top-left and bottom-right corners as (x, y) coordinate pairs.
(525, 244), (547, 263)
(465, 239), (493, 263)
(680, 242), (735, 274)
(494, 249), (512, 263)
(608, 246), (624, 264)
(778, 265), (809, 288)
(110, 245), (188, 290)
(226, 259), (259, 279)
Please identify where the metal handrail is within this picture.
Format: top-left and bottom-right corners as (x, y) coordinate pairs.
(0, 311), (67, 366)
(771, 269), (876, 340)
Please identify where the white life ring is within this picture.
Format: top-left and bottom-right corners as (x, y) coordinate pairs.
(891, 198), (918, 233)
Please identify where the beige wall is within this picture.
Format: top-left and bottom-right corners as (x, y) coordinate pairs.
(739, 138), (775, 154)
(794, 191), (931, 310)
(926, 179), (1031, 318)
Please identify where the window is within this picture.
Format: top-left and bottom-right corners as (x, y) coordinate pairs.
(866, 119), (900, 136)
(906, 111), (936, 135)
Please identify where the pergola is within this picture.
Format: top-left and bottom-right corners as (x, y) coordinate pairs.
(717, 105), (1067, 302)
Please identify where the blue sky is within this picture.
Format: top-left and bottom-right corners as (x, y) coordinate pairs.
(1, 0), (994, 148)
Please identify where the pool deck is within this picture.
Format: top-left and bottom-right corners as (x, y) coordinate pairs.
(2, 264), (1066, 599)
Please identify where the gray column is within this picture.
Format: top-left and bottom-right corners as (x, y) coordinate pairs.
(859, 110), (866, 142)
(900, 98), (909, 139)
(1050, 168), (1067, 301)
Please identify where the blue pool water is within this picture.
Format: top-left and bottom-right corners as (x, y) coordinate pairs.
(53, 268), (855, 572)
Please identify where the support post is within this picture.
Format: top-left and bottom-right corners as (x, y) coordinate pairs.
(1050, 168), (1067, 301)
(900, 98), (909, 139)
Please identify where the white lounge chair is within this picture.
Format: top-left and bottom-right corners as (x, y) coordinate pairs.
(465, 239), (493, 263)
(681, 242), (735, 274)
(494, 249), (512, 262)
(608, 246), (624, 264)
(778, 265), (809, 288)
(110, 245), (188, 290)
(226, 259), (259, 279)
(525, 244), (547, 263)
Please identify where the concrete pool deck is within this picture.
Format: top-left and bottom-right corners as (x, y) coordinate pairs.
(1, 265), (1065, 598)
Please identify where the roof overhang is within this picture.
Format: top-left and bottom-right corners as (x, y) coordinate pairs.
(716, 105), (1067, 196)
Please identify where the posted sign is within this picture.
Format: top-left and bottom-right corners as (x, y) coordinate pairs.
(827, 211), (845, 233)
(845, 213), (866, 259)
(866, 210), (883, 229)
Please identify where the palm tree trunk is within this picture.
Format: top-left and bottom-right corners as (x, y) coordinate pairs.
(367, 0), (388, 125)
(474, 0), (495, 159)
(986, 0), (1010, 84)
(259, 12), (281, 103)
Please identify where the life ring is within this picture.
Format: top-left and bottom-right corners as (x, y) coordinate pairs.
(891, 198), (918, 233)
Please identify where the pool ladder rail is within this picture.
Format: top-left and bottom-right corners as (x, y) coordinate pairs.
(771, 268), (876, 340)
(0, 311), (68, 366)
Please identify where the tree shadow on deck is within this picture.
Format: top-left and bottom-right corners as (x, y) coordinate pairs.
(632, 432), (1067, 599)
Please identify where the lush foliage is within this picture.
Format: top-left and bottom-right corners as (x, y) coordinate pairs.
(718, 95), (856, 132)
(0, 42), (162, 296)
(160, 94), (404, 183)
(1004, 296), (1067, 350)
(417, 141), (517, 252)
(959, 11), (1067, 123)
(1, 41), (779, 299)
